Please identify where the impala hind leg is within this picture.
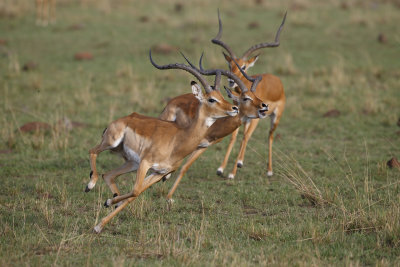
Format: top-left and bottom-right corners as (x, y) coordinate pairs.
(228, 119), (259, 179)
(166, 148), (207, 204)
(217, 128), (239, 176)
(102, 161), (138, 198)
(85, 126), (124, 192)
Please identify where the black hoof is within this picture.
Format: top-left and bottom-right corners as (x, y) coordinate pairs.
(162, 176), (167, 182)
(85, 186), (91, 193)
(113, 193), (118, 198)
(216, 170), (223, 176)
(104, 200), (110, 207)
(89, 171), (93, 178)
(237, 162), (243, 168)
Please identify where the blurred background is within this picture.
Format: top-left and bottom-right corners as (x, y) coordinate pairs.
(0, 0), (399, 265)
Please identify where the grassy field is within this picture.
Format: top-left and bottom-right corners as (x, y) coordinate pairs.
(1, 0), (400, 265)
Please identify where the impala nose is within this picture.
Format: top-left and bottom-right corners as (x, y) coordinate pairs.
(261, 103), (269, 110)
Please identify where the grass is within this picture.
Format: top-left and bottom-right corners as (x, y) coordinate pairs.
(1, 0), (400, 265)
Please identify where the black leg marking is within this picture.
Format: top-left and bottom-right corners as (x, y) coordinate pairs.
(90, 170), (93, 178)
(102, 127), (107, 136)
(85, 185), (90, 193)
(104, 200), (110, 207)
(113, 193), (118, 198)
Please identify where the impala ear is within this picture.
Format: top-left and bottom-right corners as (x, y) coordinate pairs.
(247, 55), (259, 69)
(191, 81), (204, 101)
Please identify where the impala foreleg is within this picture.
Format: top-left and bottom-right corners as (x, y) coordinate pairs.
(96, 172), (166, 233)
(217, 128), (239, 176)
(166, 148), (207, 203)
(228, 119), (259, 179)
(267, 109), (283, 177)
(94, 196), (136, 234)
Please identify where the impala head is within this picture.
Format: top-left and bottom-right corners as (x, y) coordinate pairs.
(212, 9), (287, 88)
(180, 52), (269, 119)
(223, 52), (259, 88)
(190, 79), (238, 118)
(149, 50), (238, 120)
(224, 87), (269, 119)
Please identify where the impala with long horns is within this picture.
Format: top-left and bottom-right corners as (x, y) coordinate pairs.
(86, 51), (238, 233)
(212, 10), (287, 178)
(159, 53), (269, 203)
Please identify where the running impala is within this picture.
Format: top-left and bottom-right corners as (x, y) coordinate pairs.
(86, 51), (238, 233)
(159, 53), (269, 203)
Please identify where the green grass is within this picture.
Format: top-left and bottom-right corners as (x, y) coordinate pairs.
(1, 0), (400, 265)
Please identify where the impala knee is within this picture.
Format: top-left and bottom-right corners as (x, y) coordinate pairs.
(132, 188), (141, 197)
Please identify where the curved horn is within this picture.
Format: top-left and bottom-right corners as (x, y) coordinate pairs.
(241, 11), (287, 60)
(180, 52), (262, 93)
(180, 51), (221, 92)
(149, 50), (212, 93)
(198, 53), (250, 93)
(211, 9), (237, 59)
(230, 57), (262, 92)
(214, 71), (222, 91)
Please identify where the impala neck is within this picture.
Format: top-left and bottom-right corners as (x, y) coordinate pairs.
(187, 102), (217, 135)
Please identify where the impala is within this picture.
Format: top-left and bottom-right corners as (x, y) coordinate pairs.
(86, 51), (238, 233)
(212, 10), (287, 178)
(35, 0), (56, 26)
(160, 54), (269, 203)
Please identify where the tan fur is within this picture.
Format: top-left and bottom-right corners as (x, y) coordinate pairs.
(223, 54), (285, 177)
(87, 85), (237, 233)
(159, 88), (268, 201)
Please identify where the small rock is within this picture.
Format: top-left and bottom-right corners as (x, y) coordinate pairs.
(174, 3), (184, 13)
(139, 16), (149, 23)
(340, 2), (349, 10)
(387, 157), (400, 169)
(248, 21), (260, 29)
(19, 122), (51, 133)
(74, 52), (93, 61)
(22, 61), (38, 71)
(378, 33), (387, 44)
(323, 109), (341, 118)
(68, 23), (85, 30)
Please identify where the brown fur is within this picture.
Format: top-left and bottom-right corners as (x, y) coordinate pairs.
(86, 84), (238, 233)
(159, 88), (268, 201)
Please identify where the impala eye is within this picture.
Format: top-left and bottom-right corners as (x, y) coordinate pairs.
(208, 98), (217, 103)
